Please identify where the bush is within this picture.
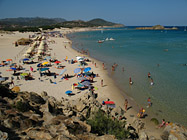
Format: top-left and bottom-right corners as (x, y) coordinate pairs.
(16, 100), (29, 112)
(87, 109), (130, 139)
(150, 118), (159, 125)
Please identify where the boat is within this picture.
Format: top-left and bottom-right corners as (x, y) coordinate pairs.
(109, 37), (115, 41)
(98, 40), (104, 43)
(184, 26), (186, 32)
(105, 38), (109, 41)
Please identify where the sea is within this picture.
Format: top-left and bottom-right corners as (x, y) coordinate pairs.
(68, 26), (187, 126)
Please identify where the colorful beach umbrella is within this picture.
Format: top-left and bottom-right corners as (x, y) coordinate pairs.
(23, 58), (29, 61)
(10, 67), (16, 71)
(38, 68), (49, 72)
(65, 90), (72, 95)
(37, 63), (42, 67)
(74, 68), (81, 73)
(0, 77), (6, 82)
(45, 56), (51, 60)
(81, 81), (91, 86)
(54, 61), (61, 64)
(42, 62), (48, 65)
(84, 67), (91, 72)
(59, 69), (67, 76)
(21, 73), (29, 76)
(6, 59), (12, 61)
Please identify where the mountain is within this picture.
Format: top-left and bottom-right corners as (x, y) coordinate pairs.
(88, 18), (116, 26)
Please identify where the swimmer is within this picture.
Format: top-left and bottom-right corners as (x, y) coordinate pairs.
(129, 77), (133, 85)
(150, 78), (154, 86)
(148, 72), (151, 78)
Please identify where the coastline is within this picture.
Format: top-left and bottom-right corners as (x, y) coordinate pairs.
(0, 28), (166, 139)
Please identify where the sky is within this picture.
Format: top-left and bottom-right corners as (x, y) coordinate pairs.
(0, 0), (187, 26)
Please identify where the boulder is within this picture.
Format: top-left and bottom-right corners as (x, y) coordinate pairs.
(76, 101), (86, 112)
(132, 118), (145, 131)
(0, 130), (8, 140)
(29, 92), (45, 104)
(138, 131), (148, 140)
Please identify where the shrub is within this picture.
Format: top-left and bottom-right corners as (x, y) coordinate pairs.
(150, 118), (159, 125)
(87, 109), (130, 139)
(16, 100), (29, 112)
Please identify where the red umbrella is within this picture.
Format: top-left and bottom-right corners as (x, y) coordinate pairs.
(55, 61), (61, 64)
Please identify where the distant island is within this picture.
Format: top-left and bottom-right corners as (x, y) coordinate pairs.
(136, 25), (178, 30)
(0, 17), (124, 32)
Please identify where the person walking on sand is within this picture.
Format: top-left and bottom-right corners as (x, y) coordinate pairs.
(95, 63), (97, 68)
(125, 99), (128, 111)
(30, 66), (33, 72)
(101, 79), (103, 87)
(102, 63), (105, 70)
(147, 97), (152, 107)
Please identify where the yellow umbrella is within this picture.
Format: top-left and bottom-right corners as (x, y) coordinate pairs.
(42, 62), (48, 65)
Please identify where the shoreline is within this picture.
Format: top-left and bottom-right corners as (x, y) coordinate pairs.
(0, 28), (169, 138)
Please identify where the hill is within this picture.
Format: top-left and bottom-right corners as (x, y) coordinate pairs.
(0, 17), (124, 31)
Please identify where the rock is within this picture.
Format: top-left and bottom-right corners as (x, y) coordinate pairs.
(138, 131), (148, 140)
(162, 123), (187, 140)
(96, 135), (116, 140)
(41, 91), (48, 97)
(0, 130), (8, 140)
(132, 118), (145, 131)
(29, 92), (45, 104)
(149, 136), (157, 140)
(76, 101), (86, 112)
(111, 106), (125, 117)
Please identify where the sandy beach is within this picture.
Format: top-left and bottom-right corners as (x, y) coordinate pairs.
(0, 28), (163, 139)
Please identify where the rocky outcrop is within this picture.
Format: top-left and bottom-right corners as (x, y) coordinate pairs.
(161, 123), (187, 140)
(136, 25), (178, 30)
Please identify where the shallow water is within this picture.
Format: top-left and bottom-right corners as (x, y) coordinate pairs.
(68, 27), (187, 126)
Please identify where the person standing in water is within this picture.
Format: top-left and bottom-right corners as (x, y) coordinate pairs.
(150, 78), (154, 85)
(129, 77), (133, 85)
(147, 97), (152, 107)
(148, 72), (151, 78)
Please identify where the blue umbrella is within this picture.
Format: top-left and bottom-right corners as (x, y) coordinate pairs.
(0, 77), (6, 82)
(37, 63), (42, 67)
(10, 67), (16, 70)
(74, 68), (81, 73)
(23, 58), (29, 61)
(38, 68), (49, 72)
(77, 76), (87, 81)
(45, 56), (51, 60)
(84, 67), (91, 72)
(65, 90), (72, 95)
(59, 69), (67, 76)
(81, 81), (91, 86)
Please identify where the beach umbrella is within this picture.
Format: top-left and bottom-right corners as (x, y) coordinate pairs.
(10, 67), (16, 71)
(55, 61), (61, 64)
(84, 72), (92, 76)
(37, 63), (42, 67)
(84, 67), (91, 72)
(74, 68), (81, 73)
(45, 56), (51, 60)
(6, 59), (12, 62)
(42, 62), (48, 65)
(23, 58), (29, 61)
(0, 77), (6, 82)
(77, 76), (87, 81)
(65, 90), (72, 95)
(81, 81), (91, 86)
(21, 73), (29, 76)
(77, 83), (84, 88)
(38, 68), (49, 72)
(59, 69), (67, 76)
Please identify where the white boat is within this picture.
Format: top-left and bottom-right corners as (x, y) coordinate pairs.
(109, 38), (115, 41)
(105, 38), (109, 41)
(98, 40), (104, 43)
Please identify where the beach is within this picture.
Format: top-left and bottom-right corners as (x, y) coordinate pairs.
(0, 28), (164, 138)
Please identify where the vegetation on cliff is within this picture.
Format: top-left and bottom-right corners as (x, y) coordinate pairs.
(0, 17), (124, 32)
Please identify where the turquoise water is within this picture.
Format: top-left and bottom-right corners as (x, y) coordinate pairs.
(68, 27), (187, 126)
